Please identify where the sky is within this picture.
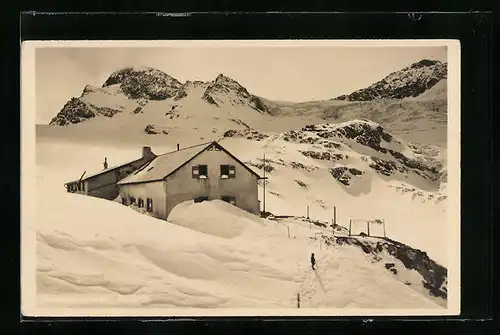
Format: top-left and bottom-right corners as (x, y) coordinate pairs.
(35, 45), (447, 124)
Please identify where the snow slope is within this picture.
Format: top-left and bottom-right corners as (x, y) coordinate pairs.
(213, 134), (447, 266)
(35, 145), (444, 312)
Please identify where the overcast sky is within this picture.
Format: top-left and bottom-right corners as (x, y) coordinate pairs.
(35, 45), (447, 124)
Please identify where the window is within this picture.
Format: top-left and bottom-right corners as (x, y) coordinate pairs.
(138, 198), (144, 208)
(146, 198), (153, 212)
(192, 165), (208, 179)
(130, 197), (136, 205)
(121, 196), (127, 205)
(220, 165), (235, 179)
(194, 196), (209, 203)
(221, 196), (236, 205)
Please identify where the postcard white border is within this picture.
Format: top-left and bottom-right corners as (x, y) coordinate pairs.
(21, 39), (461, 317)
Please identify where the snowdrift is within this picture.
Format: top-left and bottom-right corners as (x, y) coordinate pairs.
(167, 199), (270, 239)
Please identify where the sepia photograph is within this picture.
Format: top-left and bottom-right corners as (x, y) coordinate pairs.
(21, 40), (460, 317)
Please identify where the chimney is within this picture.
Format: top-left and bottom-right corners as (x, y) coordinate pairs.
(103, 157), (108, 170)
(177, 143), (180, 151)
(142, 146), (153, 158)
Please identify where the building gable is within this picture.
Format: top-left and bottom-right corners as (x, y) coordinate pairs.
(165, 142), (261, 180)
(117, 141), (262, 186)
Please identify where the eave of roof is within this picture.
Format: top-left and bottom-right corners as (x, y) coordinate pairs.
(64, 155), (156, 185)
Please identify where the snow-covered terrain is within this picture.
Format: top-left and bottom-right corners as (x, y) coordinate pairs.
(34, 140), (446, 312)
(28, 57), (453, 314)
(334, 59), (447, 101)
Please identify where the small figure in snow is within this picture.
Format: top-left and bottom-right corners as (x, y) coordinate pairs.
(311, 253), (316, 270)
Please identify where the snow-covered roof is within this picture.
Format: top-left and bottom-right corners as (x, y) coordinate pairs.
(65, 157), (150, 185)
(117, 141), (262, 186)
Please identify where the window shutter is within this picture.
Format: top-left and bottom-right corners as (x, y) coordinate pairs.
(229, 165), (236, 178)
(192, 165), (199, 178)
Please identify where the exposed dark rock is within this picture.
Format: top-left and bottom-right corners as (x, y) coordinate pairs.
(332, 235), (447, 299)
(330, 167), (351, 185)
(361, 243), (373, 253)
(222, 128), (269, 141)
(295, 180), (308, 188)
(103, 67), (182, 100)
(95, 105), (121, 117)
(144, 125), (159, 134)
(368, 157), (401, 176)
(229, 118), (251, 129)
(300, 150), (347, 162)
(82, 84), (98, 95)
(174, 86), (188, 100)
(322, 141), (342, 149)
(247, 161), (274, 173)
(49, 98), (96, 125)
(290, 162), (317, 172)
(349, 168), (363, 176)
(330, 166), (364, 186)
(202, 93), (219, 106)
(333, 59), (447, 101)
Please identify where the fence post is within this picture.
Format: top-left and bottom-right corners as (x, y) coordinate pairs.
(367, 220), (370, 237)
(383, 219), (386, 238)
(287, 225), (290, 239)
(297, 293), (300, 308)
(333, 206), (336, 225)
(307, 205), (309, 219)
(349, 219), (352, 236)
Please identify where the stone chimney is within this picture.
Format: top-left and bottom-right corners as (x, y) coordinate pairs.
(177, 143), (180, 151)
(142, 146), (153, 158)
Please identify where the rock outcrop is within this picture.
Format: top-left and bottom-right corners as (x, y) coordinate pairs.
(103, 67), (183, 100)
(335, 59), (447, 101)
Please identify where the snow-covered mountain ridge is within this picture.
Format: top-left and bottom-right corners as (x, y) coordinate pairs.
(335, 59), (447, 101)
(224, 120), (445, 196)
(49, 69), (270, 126)
(46, 59), (447, 148)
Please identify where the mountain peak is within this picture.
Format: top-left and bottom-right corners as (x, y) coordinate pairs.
(335, 59), (447, 101)
(102, 67), (183, 100)
(200, 73), (269, 113)
(409, 59), (442, 69)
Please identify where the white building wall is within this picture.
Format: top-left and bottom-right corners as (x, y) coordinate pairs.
(119, 181), (167, 219)
(165, 147), (260, 218)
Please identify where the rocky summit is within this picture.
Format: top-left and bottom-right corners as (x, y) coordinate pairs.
(202, 74), (270, 113)
(335, 59), (447, 101)
(103, 67), (183, 100)
(49, 98), (122, 126)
